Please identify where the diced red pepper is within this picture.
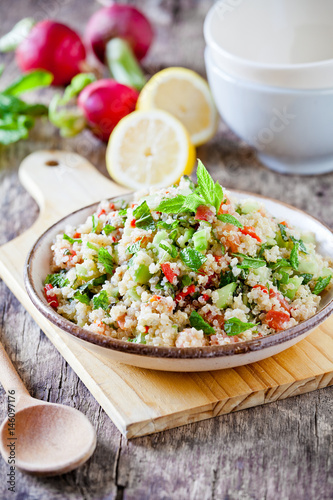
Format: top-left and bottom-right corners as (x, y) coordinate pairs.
(279, 221), (288, 227)
(73, 232), (81, 239)
(109, 203), (115, 210)
(161, 263), (177, 283)
(145, 326), (149, 333)
(201, 294), (210, 302)
(175, 284), (196, 301)
(214, 255), (222, 262)
(253, 284), (269, 294)
(195, 205), (214, 221)
(43, 284), (59, 308)
(130, 219), (136, 227)
(97, 209), (106, 218)
(240, 226), (261, 242)
(265, 310), (290, 331)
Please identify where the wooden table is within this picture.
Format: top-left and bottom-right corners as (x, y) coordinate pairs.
(1, 1), (333, 498)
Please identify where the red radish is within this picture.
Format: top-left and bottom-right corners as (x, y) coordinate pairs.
(16, 20), (86, 86)
(85, 5), (154, 64)
(77, 79), (139, 142)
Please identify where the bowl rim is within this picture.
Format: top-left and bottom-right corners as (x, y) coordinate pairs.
(24, 189), (333, 360)
(204, 1), (333, 72)
(205, 47), (333, 95)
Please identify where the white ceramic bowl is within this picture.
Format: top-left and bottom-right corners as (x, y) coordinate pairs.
(204, 0), (333, 90)
(25, 191), (333, 372)
(205, 47), (333, 175)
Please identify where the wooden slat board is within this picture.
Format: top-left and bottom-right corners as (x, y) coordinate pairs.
(0, 150), (332, 439)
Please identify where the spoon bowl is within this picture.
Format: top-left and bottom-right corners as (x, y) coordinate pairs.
(0, 341), (96, 476)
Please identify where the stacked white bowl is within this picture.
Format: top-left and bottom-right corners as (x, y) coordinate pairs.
(204, 0), (333, 175)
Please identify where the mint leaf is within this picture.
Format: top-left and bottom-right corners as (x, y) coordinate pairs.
(269, 259), (291, 270)
(224, 318), (255, 336)
(44, 271), (69, 288)
(74, 290), (90, 305)
(93, 290), (109, 310)
(190, 311), (215, 335)
(126, 239), (143, 254)
(98, 247), (114, 274)
(182, 193), (204, 213)
(3, 70), (53, 96)
(78, 274), (107, 293)
(156, 220), (179, 230)
(180, 247), (207, 271)
(91, 214), (98, 233)
(259, 242), (273, 258)
(133, 201), (155, 230)
(278, 223), (289, 241)
(103, 224), (115, 235)
(232, 253), (266, 269)
(197, 160), (215, 207)
(214, 181), (224, 212)
(291, 236), (307, 254)
(63, 233), (82, 244)
(87, 242), (99, 252)
(313, 275), (332, 295)
(290, 242), (299, 270)
(181, 275), (192, 287)
(118, 209), (127, 216)
(299, 273), (313, 284)
(155, 195), (186, 214)
(217, 214), (243, 228)
(220, 270), (237, 287)
(159, 242), (178, 258)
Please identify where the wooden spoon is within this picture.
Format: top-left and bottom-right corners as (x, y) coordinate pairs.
(0, 341), (96, 476)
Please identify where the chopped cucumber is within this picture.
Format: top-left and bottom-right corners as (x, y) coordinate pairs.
(281, 276), (303, 300)
(240, 200), (260, 214)
(298, 256), (318, 275)
(134, 264), (152, 284)
(215, 282), (237, 309)
(126, 288), (141, 301)
(193, 229), (209, 253)
(177, 228), (195, 248)
(252, 266), (270, 282)
(301, 232), (316, 244)
(153, 230), (168, 246)
(110, 287), (119, 298)
(322, 267), (333, 278)
(75, 264), (88, 278)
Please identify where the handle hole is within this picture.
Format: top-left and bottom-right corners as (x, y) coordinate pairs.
(45, 160), (59, 167)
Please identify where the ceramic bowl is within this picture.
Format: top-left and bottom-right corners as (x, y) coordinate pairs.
(24, 191), (333, 372)
(204, 0), (333, 90)
(205, 47), (333, 175)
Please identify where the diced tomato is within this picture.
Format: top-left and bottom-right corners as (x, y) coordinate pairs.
(97, 208), (106, 218)
(240, 226), (261, 243)
(150, 295), (162, 302)
(175, 284), (196, 301)
(201, 294), (210, 302)
(195, 205), (214, 221)
(43, 284), (59, 308)
(253, 284), (269, 294)
(117, 314), (127, 329)
(265, 310), (290, 331)
(145, 326), (149, 333)
(109, 203), (115, 210)
(214, 255), (222, 262)
(269, 289), (291, 312)
(130, 219), (136, 227)
(218, 196), (232, 215)
(161, 263), (177, 283)
(279, 221), (288, 227)
(73, 232), (81, 238)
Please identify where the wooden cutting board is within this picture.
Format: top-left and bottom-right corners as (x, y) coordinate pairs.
(1, 150), (333, 439)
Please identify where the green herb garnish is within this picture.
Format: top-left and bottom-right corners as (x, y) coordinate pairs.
(278, 223), (289, 241)
(220, 270), (237, 287)
(232, 253), (266, 269)
(44, 271), (69, 288)
(290, 242), (299, 270)
(313, 275), (332, 295)
(91, 214), (98, 233)
(98, 248), (114, 274)
(224, 318), (255, 336)
(87, 242), (99, 252)
(189, 311), (215, 335)
(159, 242), (178, 259)
(217, 214), (243, 228)
(133, 201), (155, 230)
(126, 239), (143, 254)
(74, 291), (90, 305)
(180, 247), (207, 271)
(63, 233), (82, 244)
(300, 273), (313, 285)
(103, 225), (115, 235)
(93, 290), (109, 310)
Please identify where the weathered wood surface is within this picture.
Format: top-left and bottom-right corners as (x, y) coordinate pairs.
(0, 1), (333, 499)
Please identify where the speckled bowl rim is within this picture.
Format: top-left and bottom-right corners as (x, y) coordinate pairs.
(24, 190), (333, 360)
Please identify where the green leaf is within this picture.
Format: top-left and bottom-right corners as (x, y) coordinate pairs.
(182, 193), (204, 213)
(74, 291), (91, 305)
(224, 318), (255, 336)
(258, 242), (273, 258)
(106, 38), (146, 91)
(291, 236), (308, 254)
(299, 273), (313, 285)
(197, 160), (215, 207)
(126, 239), (142, 254)
(155, 195), (186, 214)
(91, 214), (98, 233)
(269, 259), (291, 270)
(3, 70), (53, 96)
(159, 242), (178, 259)
(278, 271), (290, 285)
(220, 270), (237, 287)
(118, 209), (128, 216)
(87, 242), (99, 252)
(98, 247), (114, 274)
(278, 223), (289, 241)
(128, 332), (147, 344)
(79, 274), (107, 293)
(156, 220), (179, 230)
(0, 123), (29, 145)
(181, 275), (192, 288)
(103, 224), (116, 235)
(44, 271), (69, 288)
(0, 94), (48, 116)
(133, 201), (155, 230)
(93, 290), (109, 310)
(217, 214), (243, 228)
(232, 253), (266, 269)
(63, 234), (82, 244)
(0, 18), (35, 52)
(214, 181), (224, 212)
(189, 311), (215, 335)
(180, 247), (207, 271)
(290, 242), (299, 270)
(49, 93), (86, 137)
(313, 275), (332, 295)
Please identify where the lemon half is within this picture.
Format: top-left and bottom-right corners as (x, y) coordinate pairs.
(106, 109), (196, 190)
(137, 67), (218, 146)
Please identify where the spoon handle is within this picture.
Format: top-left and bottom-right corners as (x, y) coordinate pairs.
(0, 341), (30, 398)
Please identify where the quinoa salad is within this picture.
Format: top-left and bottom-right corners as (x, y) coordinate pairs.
(44, 161), (333, 348)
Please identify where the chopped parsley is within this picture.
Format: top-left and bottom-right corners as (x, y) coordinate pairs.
(180, 247), (207, 271)
(189, 311), (215, 335)
(313, 275), (332, 295)
(133, 201), (155, 231)
(91, 214), (98, 233)
(103, 224), (115, 235)
(232, 253), (266, 269)
(74, 290), (90, 305)
(217, 214), (243, 228)
(224, 318), (255, 336)
(220, 270), (237, 287)
(159, 242), (178, 258)
(63, 233), (82, 244)
(93, 290), (109, 310)
(44, 271), (69, 288)
(98, 248), (114, 274)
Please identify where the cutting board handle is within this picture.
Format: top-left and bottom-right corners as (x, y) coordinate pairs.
(19, 150), (130, 223)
